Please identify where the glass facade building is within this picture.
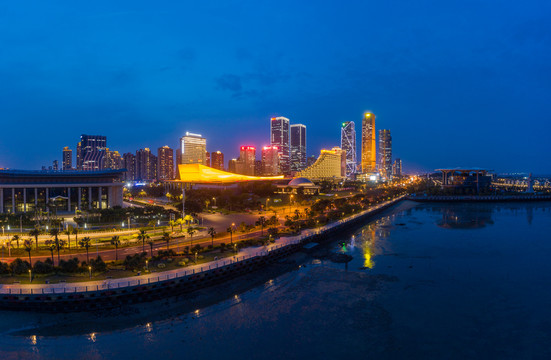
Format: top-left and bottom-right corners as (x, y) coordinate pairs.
(270, 117), (290, 175)
(290, 124), (306, 172)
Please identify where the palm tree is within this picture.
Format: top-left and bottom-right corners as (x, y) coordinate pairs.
(187, 227), (196, 247)
(255, 216), (267, 236)
(169, 220), (175, 232)
(50, 228), (62, 263)
(226, 226), (234, 245)
(207, 227), (216, 247)
(138, 229), (149, 254)
(110, 235), (121, 261)
(73, 226), (79, 245)
(162, 232), (171, 250)
(177, 218), (183, 232)
(45, 240), (56, 265)
(24, 239), (33, 268)
(5, 237), (12, 257)
(64, 226), (73, 250)
(12, 234), (20, 249)
(29, 228), (41, 250)
(147, 239), (155, 256)
(79, 237), (92, 263)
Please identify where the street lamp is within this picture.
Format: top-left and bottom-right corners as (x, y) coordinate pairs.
(146, 259), (149, 271)
(29, 269), (32, 283)
(88, 266), (92, 279)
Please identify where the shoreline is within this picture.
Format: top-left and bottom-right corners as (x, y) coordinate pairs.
(0, 195), (407, 312)
(408, 194), (551, 202)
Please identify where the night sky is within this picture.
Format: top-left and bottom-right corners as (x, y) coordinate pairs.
(1, 1), (550, 174)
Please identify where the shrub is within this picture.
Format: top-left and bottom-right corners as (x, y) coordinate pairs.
(58, 258), (80, 273)
(0, 262), (10, 274)
(157, 263), (166, 269)
(10, 258), (30, 274)
(123, 253), (147, 271)
(33, 260), (54, 274)
(90, 256), (107, 272)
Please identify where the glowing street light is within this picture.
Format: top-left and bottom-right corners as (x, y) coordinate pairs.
(88, 266), (92, 279)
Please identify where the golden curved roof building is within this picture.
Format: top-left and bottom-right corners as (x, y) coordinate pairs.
(168, 164), (284, 184)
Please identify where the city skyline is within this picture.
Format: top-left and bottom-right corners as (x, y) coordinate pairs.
(0, 2), (549, 174)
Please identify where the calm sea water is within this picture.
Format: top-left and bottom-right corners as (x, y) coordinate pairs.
(1, 201), (550, 359)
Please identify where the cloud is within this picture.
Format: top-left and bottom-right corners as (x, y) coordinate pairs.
(216, 74), (243, 93)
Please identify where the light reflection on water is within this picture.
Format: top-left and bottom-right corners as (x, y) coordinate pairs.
(1, 201), (551, 359)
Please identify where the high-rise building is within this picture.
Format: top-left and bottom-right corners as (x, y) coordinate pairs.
(297, 147), (346, 180)
(361, 112), (376, 173)
(78, 134), (107, 171)
(179, 132), (206, 165)
(136, 148), (157, 182)
(378, 129), (392, 180)
(211, 151), (224, 170)
(341, 121), (356, 178)
(392, 158), (402, 177)
(52, 160), (59, 171)
(307, 155), (317, 167)
(228, 159), (237, 173)
(157, 146), (174, 181)
(205, 151), (210, 167)
(290, 124), (306, 172)
(62, 147), (72, 170)
(254, 160), (263, 176)
(236, 146), (256, 175)
(122, 153), (136, 182)
(103, 148), (123, 170)
(261, 146), (280, 176)
(270, 117), (290, 175)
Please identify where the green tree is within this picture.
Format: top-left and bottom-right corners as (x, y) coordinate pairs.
(138, 229), (149, 254)
(110, 235), (121, 261)
(28, 227), (41, 250)
(256, 216), (267, 236)
(162, 232), (171, 250)
(12, 234), (20, 249)
(24, 239), (33, 267)
(49, 228), (63, 263)
(147, 239), (155, 256)
(169, 220), (175, 232)
(226, 226), (234, 245)
(64, 226), (73, 250)
(207, 227), (216, 247)
(79, 237), (92, 263)
(45, 239), (56, 265)
(187, 227), (196, 247)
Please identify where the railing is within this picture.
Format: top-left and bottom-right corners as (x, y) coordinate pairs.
(0, 196), (405, 296)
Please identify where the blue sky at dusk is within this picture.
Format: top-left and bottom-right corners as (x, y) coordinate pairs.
(0, 1), (550, 174)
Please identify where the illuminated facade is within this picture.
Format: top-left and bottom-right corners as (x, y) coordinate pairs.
(236, 146), (256, 175)
(228, 158), (237, 173)
(171, 164), (283, 184)
(136, 148), (157, 182)
(361, 112), (376, 173)
(392, 158), (402, 177)
(297, 147), (346, 180)
(378, 129), (392, 180)
(179, 132), (207, 165)
(211, 151), (224, 170)
(122, 153), (136, 181)
(157, 145), (174, 181)
(261, 145), (280, 176)
(78, 134), (107, 171)
(270, 117), (290, 174)
(290, 124), (306, 172)
(340, 121), (356, 178)
(62, 147), (72, 170)
(0, 170), (124, 214)
(103, 148), (123, 170)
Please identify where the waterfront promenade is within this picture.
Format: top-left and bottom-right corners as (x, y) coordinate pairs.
(0, 195), (406, 297)
(408, 194), (551, 202)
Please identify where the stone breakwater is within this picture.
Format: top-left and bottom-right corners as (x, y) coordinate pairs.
(0, 196), (406, 312)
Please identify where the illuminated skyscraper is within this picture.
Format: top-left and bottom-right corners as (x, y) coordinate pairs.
(157, 146), (174, 181)
(122, 153), (136, 181)
(211, 151), (224, 170)
(290, 124), (306, 172)
(228, 159), (237, 173)
(340, 121), (356, 178)
(378, 129), (392, 180)
(205, 151), (210, 167)
(392, 158), (402, 177)
(179, 132), (206, 165)
(62, 146), (72, 170)
(103, 148), (123, 170)
(136, 148), (157, 182)
(361, 112), (376, 173)
(261, 145), (280, 176)
(270, 117), (290, 174)
(78, 134), (107, 171)
(236, 146), (256, 175)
